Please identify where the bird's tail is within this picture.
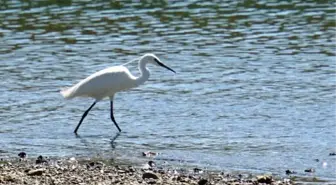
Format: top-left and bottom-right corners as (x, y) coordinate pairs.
(60, 87), (75, 99)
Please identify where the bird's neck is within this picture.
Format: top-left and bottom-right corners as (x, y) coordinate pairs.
(135, 59), (150, 86)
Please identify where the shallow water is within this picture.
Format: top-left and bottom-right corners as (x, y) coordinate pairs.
(0, 0), (335, 181)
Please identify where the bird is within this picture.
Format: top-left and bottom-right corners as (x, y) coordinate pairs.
(60, 53), (176, 134)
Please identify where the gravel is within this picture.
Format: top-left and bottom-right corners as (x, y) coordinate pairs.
(0, 157), (293, 185)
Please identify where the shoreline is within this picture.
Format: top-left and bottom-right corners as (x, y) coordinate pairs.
(0, 155), (297, 185)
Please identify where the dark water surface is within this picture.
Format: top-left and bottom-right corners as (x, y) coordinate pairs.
(0, 0), (335, 181)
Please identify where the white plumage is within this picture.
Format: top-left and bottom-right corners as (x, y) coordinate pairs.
(61, 53), (175, 134)
(61, 66), (136, 100)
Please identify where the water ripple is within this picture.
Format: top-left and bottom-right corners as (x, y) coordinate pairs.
(0, 0), (335, 181)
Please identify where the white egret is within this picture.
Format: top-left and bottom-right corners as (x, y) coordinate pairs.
(60, 53), (175, 134)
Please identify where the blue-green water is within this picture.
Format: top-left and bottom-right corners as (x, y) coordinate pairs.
(0, 0), (335, 181)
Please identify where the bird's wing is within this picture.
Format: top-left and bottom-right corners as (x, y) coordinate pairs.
(61, 66), (133, 99)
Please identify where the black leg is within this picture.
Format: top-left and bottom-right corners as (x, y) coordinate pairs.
(74, 101), (96, 134)
(110, 101), (121, 132)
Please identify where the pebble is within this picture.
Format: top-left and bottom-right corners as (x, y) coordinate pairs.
(193, 167), (203, 173)
(146, 178), (157, 184)
(0, 174), (16, 183)
(87, 161), (103, 168)
(285, 170), (296, 175)
(18, 152), (26, 159)
(176, 175), (187, 182)
(128, 166), (136, 173)
(35, 155), (48, 164)
(198, 178), (208, 185)
(142, 161), (157, 170)
(118, 169), (126, 173)
(148, 161), (156, 168)
(142, 151), (157, 157)
(256, 175), (273, 184)
(158, 169), (165, 174)
(27, 169), (45, 176)
(142, 172), (159, 179)
(304, 168), (315, 173)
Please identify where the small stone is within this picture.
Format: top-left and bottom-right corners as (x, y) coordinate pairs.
(128, 166), (136, 173)
(2, 174), (15, 182)
(193, 167), (202, 173)
(284, 178), (291, 182)
(198, 179), (208, 185)
(142, 151), (157, 157)
(256, 175), (273, 184)
(18, 152), (26, 158)
(143, 162), (155, 170)
(147, 178), (157, 184)
(285, 170), (296, 175)
(36, 155), (47, 164)
(112, 179), (120, 183)
(188, 175), (196, 180)
(176, 175), (187, 182)
(314, 159), (319, 162)
(118, 169), (126, 173)
(86, 161), (103, 170)
(304, 168), (315, 173)
(27, 169), (45, 176)
(142, 172), (159, 179)
(148, 161), (156, 168)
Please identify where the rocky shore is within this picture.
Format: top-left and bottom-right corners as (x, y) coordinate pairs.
(0, 155), (294, 185)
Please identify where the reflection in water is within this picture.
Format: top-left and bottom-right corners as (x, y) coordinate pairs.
(75, 132), (120, 155)
(110, 132), (120, 149)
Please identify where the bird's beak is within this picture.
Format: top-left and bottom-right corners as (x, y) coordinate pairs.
(155, 59), (176, 74)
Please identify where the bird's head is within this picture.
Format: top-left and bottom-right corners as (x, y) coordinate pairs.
(142, 53), (176, 74)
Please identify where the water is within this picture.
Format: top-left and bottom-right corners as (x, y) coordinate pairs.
(0, 0), (335, 181)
